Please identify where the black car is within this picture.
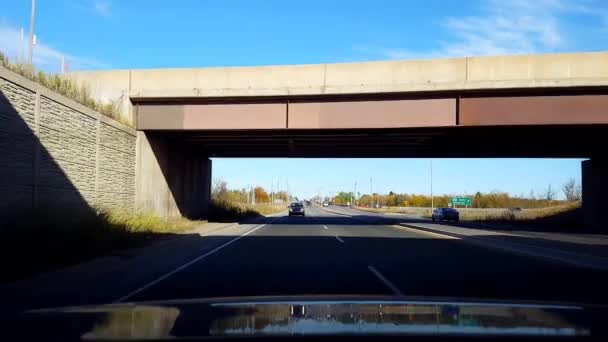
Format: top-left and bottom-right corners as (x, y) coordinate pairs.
(289, 202), (305, 216)
(10, 296), (602, 339)
(432, 207), (459, 222)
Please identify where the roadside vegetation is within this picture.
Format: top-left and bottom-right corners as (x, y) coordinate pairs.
(330, 178), (581, 209)
(329, 178), (580, 208)
(333, 178), (584, 231)
(0, 51), (128, 125)
(355, 203), (582, 231)
(210, 179), (286, 221)
(0, 208), (201, 282)
(458, 203), (582, 228)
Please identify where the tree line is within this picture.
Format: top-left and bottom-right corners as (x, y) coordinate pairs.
(212, 179), (289, 204)
(331, 178), (582, 209)
(211, 177), (582, 209)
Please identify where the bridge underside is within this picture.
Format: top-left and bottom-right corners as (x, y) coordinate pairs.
(133, 89), (608, 230)
(155, 125), (605, 158)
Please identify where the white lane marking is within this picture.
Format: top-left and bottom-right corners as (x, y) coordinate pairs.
(114, 222), (269, 303)
(322, 225), (328, 230)
(368, 265), (403, 296)
(335, 236), (344, 244)
(392, 225), (459, 240)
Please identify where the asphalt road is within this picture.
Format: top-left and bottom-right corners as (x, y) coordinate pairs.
(125, 205), (608, 305)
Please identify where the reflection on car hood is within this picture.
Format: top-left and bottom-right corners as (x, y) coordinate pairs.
(14, 296), (607, 340)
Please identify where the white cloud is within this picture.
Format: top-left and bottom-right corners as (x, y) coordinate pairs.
(0, 23), (108, 72)
(365, 0), (607, 60)
(440, 0), (573, 56)
(66, 1), (112, 16)
(93, 0), (111, 16)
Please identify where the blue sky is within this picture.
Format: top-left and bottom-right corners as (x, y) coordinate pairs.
(2, 0), (605, 199)
(2, 0), (607, 70)
(213, 158), (582, 200)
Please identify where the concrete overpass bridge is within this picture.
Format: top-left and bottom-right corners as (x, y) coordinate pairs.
(68, 52), (608, 227)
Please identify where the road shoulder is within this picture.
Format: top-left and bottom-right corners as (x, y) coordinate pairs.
(395, 222), (608, 271)
(2, 220), (270, 310)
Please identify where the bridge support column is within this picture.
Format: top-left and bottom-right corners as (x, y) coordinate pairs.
(135, 131), (211, 219)
(582, 158), (608, 231)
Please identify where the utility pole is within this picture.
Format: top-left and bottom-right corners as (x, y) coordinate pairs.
(28, 0), (36, 67)
(20, 28), (25, 64)
(354, 182), (357, 207)
(430, 159), (434, 210)
(370, 177), (373, 208)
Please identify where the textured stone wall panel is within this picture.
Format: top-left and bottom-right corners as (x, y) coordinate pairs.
(38, 154), (96, 191)
(100, 123), (136, 154)
(99, 146), (135, 175)
(97, 191), (133, 210)
(37, 187), (95, 211)
(38, 126), (97, 166)
(0, 185), (33, 212)
(0, 130), (35, 186)
(0, 79), (36, 129)
(40, 97), (97, 139)
(1, 71), (136, 214)
(98, 167), (135, 195)
(0, 79), (37, 214)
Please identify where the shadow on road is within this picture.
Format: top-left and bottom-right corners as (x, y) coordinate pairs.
(5, 218), (608, 313)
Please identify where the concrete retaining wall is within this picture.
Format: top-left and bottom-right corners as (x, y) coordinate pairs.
(135, 132), (211, 219)
(0, 67), (136, 215)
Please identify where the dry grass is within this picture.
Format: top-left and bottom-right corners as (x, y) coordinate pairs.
(356, 206), (432, 217)
(106, 210), (200, 233)
(250, 204), (285, 216)
(0, 207), (202, 281)
(0, 52), (129, 126)
(459, 203), (582, 224)
(209, 200), (284, 222)
(357, 203), (583, 230)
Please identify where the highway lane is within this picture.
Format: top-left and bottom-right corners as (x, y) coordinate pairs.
(126, 205), (608, 304)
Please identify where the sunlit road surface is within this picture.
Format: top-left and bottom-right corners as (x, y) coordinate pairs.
(124, 205), (608, 305)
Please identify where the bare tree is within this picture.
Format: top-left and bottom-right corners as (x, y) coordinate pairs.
(212, 177), (228, 198)
(562, 178), (581, 202)
(543, 184), (556, 201)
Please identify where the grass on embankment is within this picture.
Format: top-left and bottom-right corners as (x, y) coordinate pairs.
(356, 203), (583, 231)
(209, 200), (285, 222)
(457, 203), (583, 229)
(0, 208), (201, 282)
(1, 52), (128, 126)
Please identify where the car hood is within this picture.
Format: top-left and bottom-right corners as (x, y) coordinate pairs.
(10, 296), (606, 340)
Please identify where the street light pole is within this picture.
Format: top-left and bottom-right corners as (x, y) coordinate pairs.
(430, 159), (434, 210)
(28, 0), (36, 67)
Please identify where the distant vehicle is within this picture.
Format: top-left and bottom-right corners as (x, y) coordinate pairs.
(289, 202), (305, 216)
(509, 207), (523, 212)
(432, 207), (459, 222)
(322, 202), (329, 207)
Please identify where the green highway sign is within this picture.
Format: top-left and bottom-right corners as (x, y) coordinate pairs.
(451, 197), (472, 206)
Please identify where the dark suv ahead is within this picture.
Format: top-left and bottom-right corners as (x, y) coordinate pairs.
(289, 202), (305, 216)
(432, 207), (459, 222)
